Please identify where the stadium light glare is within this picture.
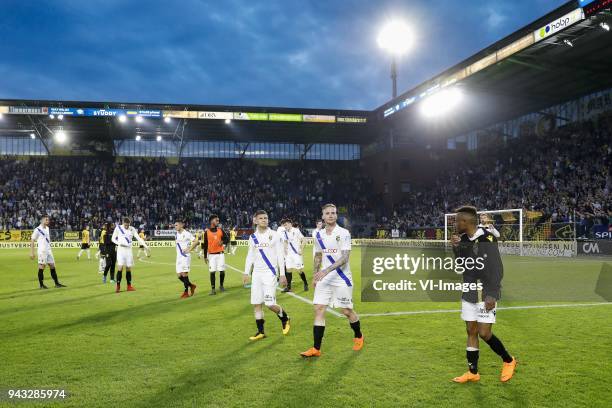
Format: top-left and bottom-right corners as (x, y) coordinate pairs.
(225, 119), (231, 124)
(118, 115), (127, 123)
(601, 22), (610, 31)
(135, 135), (141, 141)
(563, 39), (573, 47)
(420, 88), (463, 118)
(0, 113), (3, 119)
(54, 130), (67, 144)
(377, 20), (413, 98)
(58, 114), (64, 120)
(377, 20), (413, 55)
(156, 135), (162, 142)
(164, 117), (171, 123)
(135, 116), (143, 123)
(30, 133), (36, 139)
(49, 114), (55, 119)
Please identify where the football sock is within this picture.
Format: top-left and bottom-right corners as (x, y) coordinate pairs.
(116, 271), (122, 284)
(126, 271), (132, 285)
(313, 325), (325, 350)
(484, 334), (513, 363)
(183, 275), (191, 290)
(38, 268), (44, 286)
(286, 272), (293, 288)
(50, 268), (59, 284)
(276, 307), (288, 322)
(210, 272), (216, 289)
(350, 320), (362, 338)
(178, 276), (187, 291)
(299, 272), (307, 284)
(256, 319), (265, 334)
(219, 271), (225, 287)
(466, 347), (479, 374)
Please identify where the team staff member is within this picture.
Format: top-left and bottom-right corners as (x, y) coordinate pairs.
(203, 214), (229, 295)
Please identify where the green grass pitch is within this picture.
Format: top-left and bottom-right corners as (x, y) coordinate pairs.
(1, 246), (611, 407)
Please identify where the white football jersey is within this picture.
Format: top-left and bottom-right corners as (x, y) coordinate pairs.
(282, 227), (304, 255)
(32, 225), (51, 252)
(175, 230), (194, 259)
(245, 228), (285, 279)
(313, 224), (352, 287)
(112, 225), (147, 250)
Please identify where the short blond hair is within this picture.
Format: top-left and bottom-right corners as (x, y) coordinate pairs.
(322, 203), (336, 211)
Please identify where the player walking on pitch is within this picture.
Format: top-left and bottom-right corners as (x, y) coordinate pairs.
(30, 215), (66, 289)
(173, 220), (197, 298)
(451, 205), (517, 383)
(301, 204), (363, 357)
(280, 218), (308, 292)
(111, 217), (150, 293)
(243, 210), (291, 340)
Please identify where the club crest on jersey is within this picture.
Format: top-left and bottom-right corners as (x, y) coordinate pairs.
(269, 235), (272, 240)
(336, 235), (340, 242)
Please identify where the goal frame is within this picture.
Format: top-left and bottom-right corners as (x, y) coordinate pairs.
(444, 208), (523, 254)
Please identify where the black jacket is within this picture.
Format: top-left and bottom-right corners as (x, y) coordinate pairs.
(453, 227), (504, 303)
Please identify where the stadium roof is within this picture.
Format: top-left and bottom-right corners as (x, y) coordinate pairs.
(376, 0), (612, 139)
(0, 99), (372, 146)
(1, 1), (611, 150)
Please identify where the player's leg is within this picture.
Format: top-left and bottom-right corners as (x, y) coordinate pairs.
(219, 253), (226, 292)
(115, 265), (124, 292)
(77, 247), (84, 259)
(478, 321), (516, 382)
(264, 284), (290, 335)
(283, 265), (293, 293)
(37, 262), (48, 289)
(46, 250), (65, 287)
(336, 285), (363, 350)
(126, 267), (135, 291)
(453, 301), (481, 383)
(177, 272), (190, 298)
(209, 255), (217, 295)
(298, 267), (308, 291)
(86, 246), (91, 260)
(301, 283), (333, 357)
(249, 275), (266, 340)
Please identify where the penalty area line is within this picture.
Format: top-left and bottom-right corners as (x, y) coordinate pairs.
(359, 302), (612, 318)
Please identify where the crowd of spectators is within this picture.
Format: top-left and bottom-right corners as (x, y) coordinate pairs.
(386, 115), (612, 237)
(0, 157), (374, 232)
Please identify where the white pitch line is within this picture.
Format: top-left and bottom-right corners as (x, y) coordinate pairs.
(359, 302), (612, 317)
(224, 263), (343, 317)
(139, 258), (343, 317)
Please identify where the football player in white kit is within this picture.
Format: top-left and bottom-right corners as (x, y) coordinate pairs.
(301, 204), (363, 358)
(173, 220), (197, 298)
(279, 218), (308, 292)
(111, 217), (149, 293)
(243, 210), (291, 341)
(311, 219), (323, 258)
(30, 215), (66, 289)
(479, 213), (501, 238)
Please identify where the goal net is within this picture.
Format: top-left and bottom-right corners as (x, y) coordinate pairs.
(444, 208), (524, 254)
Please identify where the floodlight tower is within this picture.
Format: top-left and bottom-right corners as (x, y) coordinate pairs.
(377, 20), (413, 98)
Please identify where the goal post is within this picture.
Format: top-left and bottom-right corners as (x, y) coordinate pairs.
(444, 208), (524, 255)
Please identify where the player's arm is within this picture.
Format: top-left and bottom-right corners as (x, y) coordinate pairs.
(221, 229), (230, 247)
(298, 231), (305, 254)
(274, 234), (287, 287)
(488, 226), (501, 238)
(30, 230), (38, 260)
(243, 237), (255, 284)
(112, 227), (128, 248)
(202, 230), (209, 261)
(184, 232), (199, 253)
(481, 239), (503, 310)
(132, 227), (150, 255)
